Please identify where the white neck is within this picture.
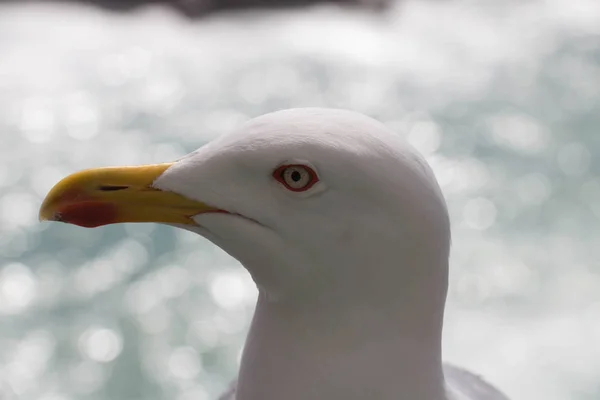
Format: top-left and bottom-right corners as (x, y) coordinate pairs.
(190, 180), (452, 400)
(236, 291), (448, 400)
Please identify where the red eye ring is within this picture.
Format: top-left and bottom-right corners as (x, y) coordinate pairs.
(273, 164), (319, 192)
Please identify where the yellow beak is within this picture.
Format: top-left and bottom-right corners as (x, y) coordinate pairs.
(39, 163), (217, 228)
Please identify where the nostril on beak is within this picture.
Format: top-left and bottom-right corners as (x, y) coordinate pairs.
(97, 185), (129, 192)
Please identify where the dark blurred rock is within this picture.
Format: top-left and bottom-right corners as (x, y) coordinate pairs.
(18, 0), (393, 17)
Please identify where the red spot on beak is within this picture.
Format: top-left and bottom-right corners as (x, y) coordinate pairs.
(56, 201), (118, 228)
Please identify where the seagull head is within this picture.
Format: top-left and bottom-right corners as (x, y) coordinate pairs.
(40, 108), (450, 309)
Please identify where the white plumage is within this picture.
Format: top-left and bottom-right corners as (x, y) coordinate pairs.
(152, 108), (510, 400)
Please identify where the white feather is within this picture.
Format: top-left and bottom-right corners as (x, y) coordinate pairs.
(154, 108), (509, 400)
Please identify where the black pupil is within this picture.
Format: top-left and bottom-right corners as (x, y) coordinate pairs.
(290, 170), (303, 182)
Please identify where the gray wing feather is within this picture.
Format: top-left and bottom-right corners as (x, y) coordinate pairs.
(217, 365), (510, 400)
(217, 379), (237, 400)
(444, 364), (510, 400)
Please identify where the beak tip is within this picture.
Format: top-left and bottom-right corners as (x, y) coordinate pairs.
(38, 204), (59, 223)
(38, 209), (47, 222)
(38, 212), (52, 223)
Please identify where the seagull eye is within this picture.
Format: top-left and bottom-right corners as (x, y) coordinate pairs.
(273, 164), (319, 192)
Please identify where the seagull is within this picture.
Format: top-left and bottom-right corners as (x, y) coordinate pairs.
(39, 108), (510, 400)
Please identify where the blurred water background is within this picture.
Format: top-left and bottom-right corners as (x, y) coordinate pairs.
(0, 1), (599, 399)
